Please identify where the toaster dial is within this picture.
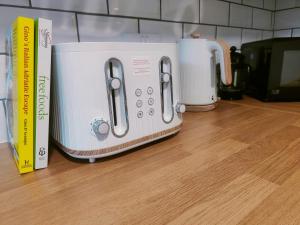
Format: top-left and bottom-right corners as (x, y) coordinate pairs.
(91, 119), (110, 137)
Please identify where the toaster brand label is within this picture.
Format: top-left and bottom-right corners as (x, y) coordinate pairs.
(132, 57), (151, 76)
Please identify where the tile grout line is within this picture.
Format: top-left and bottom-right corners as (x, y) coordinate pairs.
(75, 12), (80, 42)
(106, 0), (110, 14)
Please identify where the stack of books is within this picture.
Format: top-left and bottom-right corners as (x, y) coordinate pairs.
(5, 17), (52, 174)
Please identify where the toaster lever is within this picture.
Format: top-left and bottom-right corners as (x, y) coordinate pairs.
(160, 57), (174, 124)
(105, 58), (129, 137)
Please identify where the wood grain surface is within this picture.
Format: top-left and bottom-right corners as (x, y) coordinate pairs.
(0, 96), (300, 225)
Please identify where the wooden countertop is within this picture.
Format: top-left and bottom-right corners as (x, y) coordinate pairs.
(1, 97), (300, 225)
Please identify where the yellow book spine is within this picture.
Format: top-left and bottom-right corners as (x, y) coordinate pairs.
(12, 17), (35, 173)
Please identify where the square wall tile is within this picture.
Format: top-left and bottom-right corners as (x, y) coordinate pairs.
(275, 8), (300, 29)
(0, 6), (78, 52)
(217, 26), (242, 48)
(243, 0), (263, 8)
(264, 0), (276, 10)
(109, 0), (160, 19)
(0, 0), (29, 6)
(262, 30), (273, 39)
(230, 4), (252, 28)
(227, 0), (241, 3)
(77, 15), (138, 41)
(184, 24), (215, 39)
(292, 29), (300, 37)
(0, 102), (7, 143)
(242, 29), (262, 43)
(162, 0), (199, 23)
(253, 9), (272, 29)
(274, 29), (292, 37)
(200, 0), (229, 26)
(276, 0), (296, 10)
(31, 0), (107, 14)
(140, 20), (182, 40)
(0, 56), (6, 98)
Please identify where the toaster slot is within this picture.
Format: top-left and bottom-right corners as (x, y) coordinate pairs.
(105, 58), (129, 137)
(160, 56), (174, 124)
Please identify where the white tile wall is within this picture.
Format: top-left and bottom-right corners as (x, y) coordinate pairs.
(274, 29), (292, 37)
(109, 0), (160, 19)
(31, 0), (108, 14)
(230, 4), (252, 28)
(276, 0), (298, 10)
(184, 24), (215, 39)
(274, 8), (300, 29)
(262, 30), (273, 39)
(0, 0), (29, 6)
(292, 28), (300, 37)
(0, 6), (78, 52)
(217, 27), (242, 48)
(243, 0), (263, 8)
(242, 29), (263, 43)
(162, 0), (199, 23)
(0, 0), (285, 142)
(227, 0), (241, 3)
(264, 0), (276, 10)
(253, 9), (272, 29)
(140, 20), (182, 40)
(200, 0), (229, 26)
(78, 15), (138, 41)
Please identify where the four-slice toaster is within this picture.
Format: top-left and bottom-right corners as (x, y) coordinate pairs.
(51, 42), (185, 162)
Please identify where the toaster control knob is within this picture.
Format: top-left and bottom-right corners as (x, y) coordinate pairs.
(176, 103), (186, 113)
(110, 78), (121, 90)
(93, 120), (110, 136)
(161, 73), (170, 83)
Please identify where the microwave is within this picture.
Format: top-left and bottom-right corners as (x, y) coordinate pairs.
(241, 38), (300, 101)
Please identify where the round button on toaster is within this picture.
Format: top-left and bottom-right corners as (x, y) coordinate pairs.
(137, 111), (143, 118)
(148, 98), (154, 106)
(148, 108), (155, 116)
(135, 88), (142, 97)
(136, 100), (143, 108)
(147, 87), (153, 95)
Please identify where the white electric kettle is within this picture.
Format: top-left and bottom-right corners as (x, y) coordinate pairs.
(179, 34), (232, 111)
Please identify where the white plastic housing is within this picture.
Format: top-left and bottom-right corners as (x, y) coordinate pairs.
(179, 39), (226, 106)
(51, 42), (183, 160)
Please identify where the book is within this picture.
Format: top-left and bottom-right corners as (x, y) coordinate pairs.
(34, 18), (52, 169)
(6, 17), (35, 174)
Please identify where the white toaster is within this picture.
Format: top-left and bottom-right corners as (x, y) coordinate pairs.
(51, 42), (185, 162)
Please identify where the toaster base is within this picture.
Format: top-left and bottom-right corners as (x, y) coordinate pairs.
(186, 103), (218, 112)
(52, 124), (182, 161)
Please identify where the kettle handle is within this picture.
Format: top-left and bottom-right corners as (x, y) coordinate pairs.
(207, 40), (232, 85)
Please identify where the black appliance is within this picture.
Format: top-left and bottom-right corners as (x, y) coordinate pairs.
(218, 46), (250, 100)
(241, 38), (300, 102)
